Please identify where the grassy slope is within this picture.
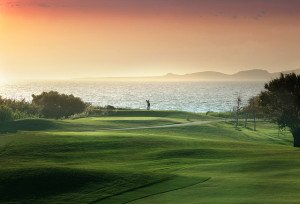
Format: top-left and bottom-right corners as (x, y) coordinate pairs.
(0, 110), (299, 203)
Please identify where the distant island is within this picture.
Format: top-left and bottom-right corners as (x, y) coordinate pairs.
(78, 69), (300, 82)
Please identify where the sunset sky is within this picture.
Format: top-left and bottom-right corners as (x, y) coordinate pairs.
(1, 0), (300, 80)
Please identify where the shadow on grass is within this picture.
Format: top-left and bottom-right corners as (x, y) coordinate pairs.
(2, 165), (203, 203)
(0, 168), (103, 201)
(245, 126), (256, 131)
(0, 167), (169, 202)
(0, 119), (58, 133)
(234, 127), (242, 131)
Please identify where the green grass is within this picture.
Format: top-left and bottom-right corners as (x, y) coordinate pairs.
(0, 110), (299, 203)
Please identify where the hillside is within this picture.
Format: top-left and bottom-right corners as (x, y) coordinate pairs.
(1, 110), (300, 203)
(79, 69), (300, 82)
(164, 69), (300, 81)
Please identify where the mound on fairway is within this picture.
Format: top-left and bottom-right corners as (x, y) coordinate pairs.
(0, 110), (299, 203)
(0, 168), (105, 200)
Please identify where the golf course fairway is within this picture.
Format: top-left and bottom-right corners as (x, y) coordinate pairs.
(1, 110), (300, 203)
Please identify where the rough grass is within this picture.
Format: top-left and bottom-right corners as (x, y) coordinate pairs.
(0, 110), (299, 203)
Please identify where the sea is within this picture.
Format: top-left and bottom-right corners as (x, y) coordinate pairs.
(0, 81), (265, 113)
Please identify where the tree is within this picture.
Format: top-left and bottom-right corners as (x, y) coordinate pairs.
(241, 105), (250, 128)
(32, 91), (86, 119)
(247, 96), (260, 131)
(234, 96), (242, 127)
(0, 105), (14, 122)
(259, 73), (300, 147)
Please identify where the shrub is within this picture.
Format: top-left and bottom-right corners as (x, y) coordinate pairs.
(84, 105), (116, 117)
(0, 97), (40, 118)
(32, 91), (87, 119)
(0, 106), (14, 122)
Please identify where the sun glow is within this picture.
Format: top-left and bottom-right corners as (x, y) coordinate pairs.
(0, 72), (8, 84)
(1, 1), (300, 80)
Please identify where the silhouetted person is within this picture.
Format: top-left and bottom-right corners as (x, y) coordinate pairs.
(146, 100), (151, 110)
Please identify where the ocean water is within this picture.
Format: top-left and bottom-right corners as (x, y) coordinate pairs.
(0, 81), (265, 113)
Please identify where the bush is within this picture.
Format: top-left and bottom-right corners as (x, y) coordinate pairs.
(0, 97), (40, 118)
(0, 106), (14, 122)
(32, 91), (87, 119)
(84, 105), (116, 117)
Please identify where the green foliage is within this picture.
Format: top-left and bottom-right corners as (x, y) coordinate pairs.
(69, 105), (117, 119)
(259, 73), (300, 146)
(32, 91), (86, 119)
(86, 105), (116, 116)
(0, 105), (14, 122)
(0, 97), (40, 119)
(243, 96), (260, 115)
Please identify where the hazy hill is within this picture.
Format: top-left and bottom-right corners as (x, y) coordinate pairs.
(79, 69), (300, 81)
(163, 69), (300, 81)
(231, 69), (271, 81)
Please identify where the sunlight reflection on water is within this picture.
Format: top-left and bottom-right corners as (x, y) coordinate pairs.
(0, 81), (265, 112)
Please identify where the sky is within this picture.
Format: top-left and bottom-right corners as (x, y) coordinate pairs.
(1, 0), (300, 80)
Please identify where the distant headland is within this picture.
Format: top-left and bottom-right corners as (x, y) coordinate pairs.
(78, 69), (300, 82)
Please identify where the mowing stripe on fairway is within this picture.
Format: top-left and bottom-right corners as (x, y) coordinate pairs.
(122, 177), (211, 204)
(89, 176), (211, 204)
(94, 120), (225, 132)
(88, 175), (176, 204)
